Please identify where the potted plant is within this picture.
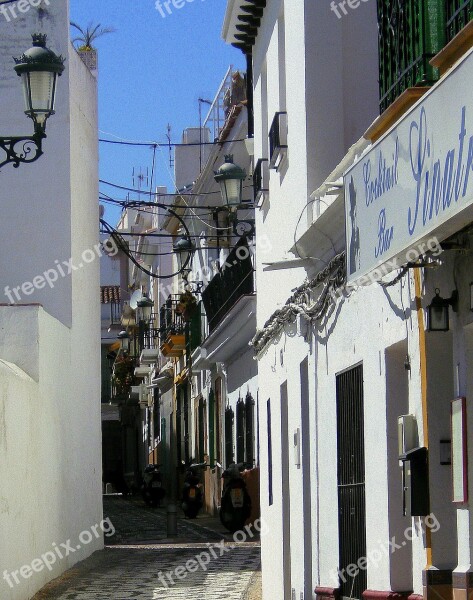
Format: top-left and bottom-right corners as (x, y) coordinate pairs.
(70, 21), (115, 71)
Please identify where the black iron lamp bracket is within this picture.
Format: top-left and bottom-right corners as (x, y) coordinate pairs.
(0, 130), (45, 170)
(447, 290), (459, 312)
(232, 218), (255, 237)
(183, 280), (205, 294)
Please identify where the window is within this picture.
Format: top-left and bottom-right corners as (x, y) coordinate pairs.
(236, 399), (245, 463)
(236, 393), (255, 466)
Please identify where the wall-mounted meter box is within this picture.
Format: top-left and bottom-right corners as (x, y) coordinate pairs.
(398, 414), (417, 459)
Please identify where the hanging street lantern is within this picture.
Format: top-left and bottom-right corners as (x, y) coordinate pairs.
(0, 33), (65, 170)
(137, 293), (153, 323)
(118, 330), (130, 352)
(214, 154), (246, 209)
(427, 288), (458, 332)
(173, 235), (194, 274)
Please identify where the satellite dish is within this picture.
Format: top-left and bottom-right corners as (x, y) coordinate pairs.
(129, 290), (141, 310)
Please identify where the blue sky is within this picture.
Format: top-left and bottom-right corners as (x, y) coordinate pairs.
(70, 0), (244, 224)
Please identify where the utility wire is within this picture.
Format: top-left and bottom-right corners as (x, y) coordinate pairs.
(99, 137), (247, 148)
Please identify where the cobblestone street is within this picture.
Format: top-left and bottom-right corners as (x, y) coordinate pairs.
(32, 496), (261, 600)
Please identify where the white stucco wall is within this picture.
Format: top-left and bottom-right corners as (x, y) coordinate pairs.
(0, 306), (102, 600)
(0, 3), (102, 599)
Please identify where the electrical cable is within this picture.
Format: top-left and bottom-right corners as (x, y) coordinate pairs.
(100, 210), (192, 279)
(99, 136), (248, 148)
(100, 178), (254, 199)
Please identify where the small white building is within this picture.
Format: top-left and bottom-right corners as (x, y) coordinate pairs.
(0, 3), (102, 599)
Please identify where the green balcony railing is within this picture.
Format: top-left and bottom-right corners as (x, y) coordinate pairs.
(378, 0), (446, 113)
(447, 0), (473, 41)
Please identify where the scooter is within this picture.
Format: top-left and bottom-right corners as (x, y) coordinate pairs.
(181, 461), (207, 518)
(219, 462), (252, 533)
(142, 464), (165, 507)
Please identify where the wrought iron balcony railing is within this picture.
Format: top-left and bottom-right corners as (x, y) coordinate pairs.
(202, 237), (255, 334)
(377, 0), (446, 113)
(447, 0), (473, 42)
(159, 296), (186, 340)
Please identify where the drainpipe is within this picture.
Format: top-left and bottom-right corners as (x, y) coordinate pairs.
(413, 268), (433, 567)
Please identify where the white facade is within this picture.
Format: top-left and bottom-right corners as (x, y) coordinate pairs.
(0, 3), (102, 599)
(224, 3), (473, 600)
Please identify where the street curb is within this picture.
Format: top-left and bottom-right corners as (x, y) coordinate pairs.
(242, 563), (262, 600)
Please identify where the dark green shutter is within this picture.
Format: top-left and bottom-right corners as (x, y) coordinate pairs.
(208, 389), (215, 466)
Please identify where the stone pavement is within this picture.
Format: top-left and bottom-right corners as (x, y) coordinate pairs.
(32, 495), (261, 600)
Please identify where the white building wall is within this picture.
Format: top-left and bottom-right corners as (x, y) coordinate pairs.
(249, 0), (391, 598)
(0, 3), (102, 598)
(0, 306), (102, 600)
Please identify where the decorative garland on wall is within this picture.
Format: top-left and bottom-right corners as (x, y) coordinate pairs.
(250, 252), (347, 357)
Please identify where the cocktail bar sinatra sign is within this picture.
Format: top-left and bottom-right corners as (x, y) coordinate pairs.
(344, 48), (473, 285)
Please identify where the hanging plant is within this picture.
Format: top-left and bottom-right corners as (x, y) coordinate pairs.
(112, 354), (135, 396)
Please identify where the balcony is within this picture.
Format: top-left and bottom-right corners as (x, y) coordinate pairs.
(268, 112), (287, 170)
(202, 237), (254, 334)
(377, 0), (446, 113)
(159, 296), (186, 358)
(447, 0), (473, 42)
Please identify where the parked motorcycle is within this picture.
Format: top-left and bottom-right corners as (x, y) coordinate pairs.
(219, 462), (252, 533)
(141, 464), (165, 507)
(181, 461), (208, 518)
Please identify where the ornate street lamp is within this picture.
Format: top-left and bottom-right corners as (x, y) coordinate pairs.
(214, 154), (246, 209)
(136, 293), (153, 323)
(118, 330), (130, 352)
(136, 292), (154, 351)
(214, 155), (255, 237)
(0, 33), (65, 170)
(173, 235), (194, 275)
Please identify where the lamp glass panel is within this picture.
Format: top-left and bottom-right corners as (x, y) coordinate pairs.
(120, 336), (129, 351)
(22, 71), (56, 124)
(429, 304), (448, 331)
(178, 249), (190, 271)
(222, 178), (241, 206)
(142, 304), (152, 321)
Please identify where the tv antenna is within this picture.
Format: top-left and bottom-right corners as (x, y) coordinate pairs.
(166, 124), (174, 170)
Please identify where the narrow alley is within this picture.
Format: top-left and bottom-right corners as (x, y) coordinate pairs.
(31, 496), (261, 600)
